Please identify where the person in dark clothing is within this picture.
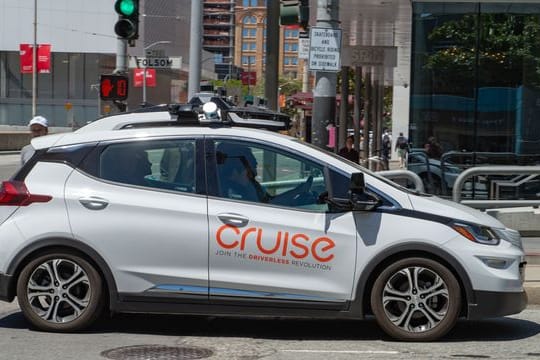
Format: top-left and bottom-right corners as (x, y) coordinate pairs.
(338, 135), (360, 164)
(425, 136), (443, 159)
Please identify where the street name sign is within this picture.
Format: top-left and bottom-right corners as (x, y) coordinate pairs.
(129, 56), (182, 69)
(308, 27), (342, 71)
(298, 31), (310, 60)
(342, 46), (397, 67)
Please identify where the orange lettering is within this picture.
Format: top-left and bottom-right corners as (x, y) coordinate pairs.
(290, 234), (309, 259)
(216, 225), (240, 249)
(240, 227), (257, 250)
(257, 230), (281, 255)
(311, 237), (335, 262)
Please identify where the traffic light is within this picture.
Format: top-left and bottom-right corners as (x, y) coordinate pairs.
(114, 0), (139, 41)
(280, 0), (309, 29)
(280, 1), (299, 26)
(100, 74), (129, 101)
(299, 0), (309, 30)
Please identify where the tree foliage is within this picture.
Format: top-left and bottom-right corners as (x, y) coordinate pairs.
(424, 13), (540, 91)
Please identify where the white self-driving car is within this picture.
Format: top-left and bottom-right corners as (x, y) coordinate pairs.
(0, 105), (526, 341)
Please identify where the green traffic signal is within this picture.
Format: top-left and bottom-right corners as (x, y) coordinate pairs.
(115, 0), (136, 17)
(114, 0), (139, 41)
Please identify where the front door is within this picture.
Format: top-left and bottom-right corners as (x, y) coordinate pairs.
(206, 138), (357, 305)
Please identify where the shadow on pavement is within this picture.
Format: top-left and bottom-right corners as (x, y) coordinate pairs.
(1, 310), (538, 342)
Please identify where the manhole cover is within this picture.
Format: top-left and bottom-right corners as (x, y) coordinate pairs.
(101, 345), (213, 360)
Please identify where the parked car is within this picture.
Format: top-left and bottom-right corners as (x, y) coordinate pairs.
(0, 105), (526, 341)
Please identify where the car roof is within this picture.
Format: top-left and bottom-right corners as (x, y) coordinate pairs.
(31, 126), (289, 150)
(76, 111), (174, 133)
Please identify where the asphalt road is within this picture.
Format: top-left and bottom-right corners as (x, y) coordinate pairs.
(0, 301), (539, 360)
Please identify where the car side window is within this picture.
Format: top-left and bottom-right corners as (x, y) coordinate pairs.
(98, 139), (197, 193)
(214, 140), (328, 212)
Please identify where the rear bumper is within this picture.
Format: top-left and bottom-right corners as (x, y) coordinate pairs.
(468, 290), (527, 320)
(0, 273), (14, 302)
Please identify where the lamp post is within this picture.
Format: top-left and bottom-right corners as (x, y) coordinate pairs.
(142, 40), (171, 106)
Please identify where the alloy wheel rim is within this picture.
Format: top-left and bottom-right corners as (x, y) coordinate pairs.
(26, 259), (91, 323)
(382, 266), (449, 333)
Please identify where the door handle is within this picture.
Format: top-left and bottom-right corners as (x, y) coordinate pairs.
(218, 213), (249, 227)
(79, 197), (109, 210)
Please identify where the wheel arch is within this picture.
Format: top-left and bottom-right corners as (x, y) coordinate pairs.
(6, 237), (118, 311)
(350, 242), (474, 318)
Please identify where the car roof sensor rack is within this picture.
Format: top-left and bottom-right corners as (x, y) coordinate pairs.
(167, 102), (291, 131)
(226, 112), (290, 131)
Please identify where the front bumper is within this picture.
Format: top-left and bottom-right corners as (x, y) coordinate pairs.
(468, 290), (528, 320)
(0, 273), (14, 302)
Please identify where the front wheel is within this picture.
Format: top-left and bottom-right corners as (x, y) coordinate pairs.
(370, 257), (461, 341)
(16, 252), (104, 332)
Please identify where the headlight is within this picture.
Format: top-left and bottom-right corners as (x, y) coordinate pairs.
(451, 222), (500, 246)
(493, 228), (523, 250)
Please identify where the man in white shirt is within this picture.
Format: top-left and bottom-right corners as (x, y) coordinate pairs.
(20, 116), (48, 165)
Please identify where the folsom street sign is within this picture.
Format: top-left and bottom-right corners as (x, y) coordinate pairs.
(128, 56), (182, 69)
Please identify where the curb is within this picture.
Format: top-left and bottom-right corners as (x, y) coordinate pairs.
(525, 284), (540, 305)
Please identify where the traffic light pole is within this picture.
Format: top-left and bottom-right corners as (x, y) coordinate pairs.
(311, 0), (339, 149)
(188, 0), (203, 100)
(115, 38), (128, 74)
(265, 0), (279, 111)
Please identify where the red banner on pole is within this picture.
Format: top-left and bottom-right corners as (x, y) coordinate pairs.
(37, 44), (51, 73)
(133, 68), (156, 87)
(20, 44), (51, 74)
(241, 71), (257, 86)
(20, 44), (32, 74)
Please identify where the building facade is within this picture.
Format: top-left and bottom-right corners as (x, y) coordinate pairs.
(203, 0), (236, 79)
(410, 1), (540, 162)
(233, 0), (303, 87)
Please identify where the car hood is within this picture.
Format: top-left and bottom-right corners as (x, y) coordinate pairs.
(408, 193), (505, 229)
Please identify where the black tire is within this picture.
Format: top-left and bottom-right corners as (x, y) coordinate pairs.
(370, 257), (461, 341)
(16, 252), (104, 332)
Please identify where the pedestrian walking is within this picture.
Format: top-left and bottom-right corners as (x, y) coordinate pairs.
(395, 132), (409, 168)
(381, 128), (392, 170)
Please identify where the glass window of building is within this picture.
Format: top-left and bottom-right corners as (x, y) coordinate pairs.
(292, 43), (298, 52)
(243, 16), (256, 24)
(250, 28), (257, 37)
(411, 2), (540, 158)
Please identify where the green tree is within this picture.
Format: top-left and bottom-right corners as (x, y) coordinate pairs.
(425, 13), (540, 92)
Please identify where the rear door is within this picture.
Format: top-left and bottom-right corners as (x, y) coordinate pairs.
(64, 137), (209, 300)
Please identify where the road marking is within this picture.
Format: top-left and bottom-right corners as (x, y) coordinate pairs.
(282, 350), (400, 354)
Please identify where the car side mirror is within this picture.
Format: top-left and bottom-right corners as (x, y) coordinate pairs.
(349, 172), (381, 211)
(324, 172), (381, 212)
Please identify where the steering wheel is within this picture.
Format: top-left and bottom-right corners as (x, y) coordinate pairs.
(303, 175), (313, 193)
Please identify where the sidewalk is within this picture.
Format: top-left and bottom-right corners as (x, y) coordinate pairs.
(525, 265), (540, 304)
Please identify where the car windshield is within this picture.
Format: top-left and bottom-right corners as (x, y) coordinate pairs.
(294, 139), (430, 196)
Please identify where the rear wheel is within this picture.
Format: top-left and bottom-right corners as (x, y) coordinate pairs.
(370, 257), (461, 341)
(16, 252), (103, 332)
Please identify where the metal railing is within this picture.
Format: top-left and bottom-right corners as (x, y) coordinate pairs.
(378, 169), (425, 193)
(452, 166), (540, 209)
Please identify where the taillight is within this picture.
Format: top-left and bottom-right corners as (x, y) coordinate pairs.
(0, 181), (52, 206)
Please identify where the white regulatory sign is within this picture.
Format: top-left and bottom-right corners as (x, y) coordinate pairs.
(129, 56), (182, 69)
(299, 37), (310, 60)
(308, 27), (342, 71)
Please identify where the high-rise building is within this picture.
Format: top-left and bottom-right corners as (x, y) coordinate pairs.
(203, 0), (237, 79)
(233, 0), (303, 87)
